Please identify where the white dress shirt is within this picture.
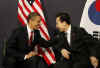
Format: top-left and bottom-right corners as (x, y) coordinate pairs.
(27, 25), (34, 40)
(65, 25), (71, 45)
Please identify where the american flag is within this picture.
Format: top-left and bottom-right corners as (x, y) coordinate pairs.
(17, 0), (56, 65)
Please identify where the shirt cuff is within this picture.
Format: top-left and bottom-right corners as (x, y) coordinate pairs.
(24, 55), (27, 60)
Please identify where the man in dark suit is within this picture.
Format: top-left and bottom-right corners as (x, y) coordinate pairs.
(49, 12), (99, 68)
(6, 12), (48, 68)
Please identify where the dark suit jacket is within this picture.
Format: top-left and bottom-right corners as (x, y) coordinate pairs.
(6, 26), (45, 61)
(50, 26), (97, 62)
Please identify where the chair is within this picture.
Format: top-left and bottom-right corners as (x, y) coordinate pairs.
(2, 39), (17, 68)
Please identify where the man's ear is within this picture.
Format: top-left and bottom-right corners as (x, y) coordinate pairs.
(63, 21), (67, 26)
(28, 19), (32, 24)
(29, 19), (31, 23)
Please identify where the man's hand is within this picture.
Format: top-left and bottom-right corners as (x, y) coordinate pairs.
(61, 49), (71, 60)
(25, 51), (37, 60)
(90, 56), (99, 68)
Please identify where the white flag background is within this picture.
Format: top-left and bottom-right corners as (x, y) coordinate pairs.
(80, 0), (100, 39)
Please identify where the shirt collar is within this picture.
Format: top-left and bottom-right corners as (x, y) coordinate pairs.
(27, 25), (33, 33)
(65, 25), (71, 34)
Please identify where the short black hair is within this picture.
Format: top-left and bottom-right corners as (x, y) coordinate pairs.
(56, 12), (71, 25)
(27, 12), (40, 23)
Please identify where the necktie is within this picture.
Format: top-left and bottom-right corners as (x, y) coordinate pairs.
(29, 31), (34, 45)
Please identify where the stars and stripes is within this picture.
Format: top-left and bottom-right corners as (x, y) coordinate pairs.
(18, 0), (56, 65)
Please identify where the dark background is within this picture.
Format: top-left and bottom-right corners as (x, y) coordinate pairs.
(0, 0), (87, 67)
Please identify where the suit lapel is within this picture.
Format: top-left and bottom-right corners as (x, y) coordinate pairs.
(70, 26), (77, 49)
(33, 30), (37, 42)
(22, 27), (29, 43)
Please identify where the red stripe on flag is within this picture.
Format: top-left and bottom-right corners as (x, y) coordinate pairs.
(41, 17), (48, 28)
(22, 0), (31, 13)
(96, 0), (100, 12)
(40, 26), (50, 40)
(46, 48), (56, 61)
(37, 46), (51, 66)
(35, 0), (43, 10)
(18, 3), (28, 19)
(18, 13), (26, 26)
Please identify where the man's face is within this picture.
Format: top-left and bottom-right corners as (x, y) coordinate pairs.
(30, 16), (41, 30)
(56, 17), (68, 32)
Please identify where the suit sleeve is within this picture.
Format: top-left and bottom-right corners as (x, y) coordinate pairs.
(48, 32), (65, 52)
(80, 28), (97, 57)
(38, 30), (65, 52)
(6, 29), (25, 60)
(37, 30), (51, 48)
